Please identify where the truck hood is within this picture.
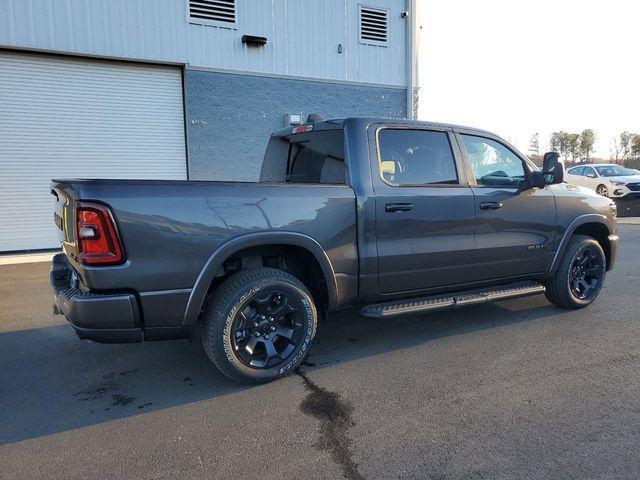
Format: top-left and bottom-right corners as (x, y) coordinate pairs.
(559, 182), (601, 197)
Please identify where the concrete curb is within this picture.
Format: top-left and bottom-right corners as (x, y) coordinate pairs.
(0, 251), (59, 266)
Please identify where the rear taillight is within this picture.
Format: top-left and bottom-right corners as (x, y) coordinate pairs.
(76, 203), (124, 265)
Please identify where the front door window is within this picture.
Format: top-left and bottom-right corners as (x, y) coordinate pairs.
(461, 135), (526, 188)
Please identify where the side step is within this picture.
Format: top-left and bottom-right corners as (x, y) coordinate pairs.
(360, 281), (546, 318)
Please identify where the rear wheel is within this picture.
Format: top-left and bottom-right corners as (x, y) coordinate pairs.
(545, 234), (606, 309)
(201, 268), (317, 384)
(596, 184), (609, 197)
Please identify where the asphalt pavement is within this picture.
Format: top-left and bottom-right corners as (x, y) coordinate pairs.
(1, 225), (640, 479)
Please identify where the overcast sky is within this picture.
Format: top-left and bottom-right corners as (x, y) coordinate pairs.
(417, 0), (639, 158)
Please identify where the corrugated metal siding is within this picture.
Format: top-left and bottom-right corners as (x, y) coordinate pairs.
(0, 0), (406, 86)
(0, 51), (187, 252)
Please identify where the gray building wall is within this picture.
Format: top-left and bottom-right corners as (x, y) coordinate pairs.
(185, 69), (406, 181)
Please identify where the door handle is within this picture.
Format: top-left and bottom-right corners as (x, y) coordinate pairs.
(479, 201), (503, 210)
(385, 202), (414, 212)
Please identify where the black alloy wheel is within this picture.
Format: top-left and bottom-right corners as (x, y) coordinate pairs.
(231, 289), (305, 369)
(545, 234), (607, 309)
(201, 268), (317, 384)
(568, 245), (604, 301)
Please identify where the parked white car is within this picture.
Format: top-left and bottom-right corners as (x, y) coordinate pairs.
(564, 164), (640, 198)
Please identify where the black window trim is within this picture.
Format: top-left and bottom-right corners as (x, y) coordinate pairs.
(373, 126), (466, 188)
(454, 130), (535, 189)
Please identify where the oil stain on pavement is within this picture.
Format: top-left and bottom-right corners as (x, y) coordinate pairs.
(297, 371), (365, 480)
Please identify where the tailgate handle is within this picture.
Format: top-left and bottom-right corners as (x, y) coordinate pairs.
(479, 201), (503, 210)
(385, 203), (414, 212)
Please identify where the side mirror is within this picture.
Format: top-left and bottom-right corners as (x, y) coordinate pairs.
(530, 171), (546, 188)
(542, 151), (564, 184)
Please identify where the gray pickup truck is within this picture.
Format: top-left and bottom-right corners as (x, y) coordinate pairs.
(51, 117), (618, 383)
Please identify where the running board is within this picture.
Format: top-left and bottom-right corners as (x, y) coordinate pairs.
(360, 281), (546, 319)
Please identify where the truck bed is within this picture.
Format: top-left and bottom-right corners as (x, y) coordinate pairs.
(51, 179), (357, 330)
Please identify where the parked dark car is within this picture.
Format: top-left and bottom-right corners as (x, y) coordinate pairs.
(51, 118), (618, 383)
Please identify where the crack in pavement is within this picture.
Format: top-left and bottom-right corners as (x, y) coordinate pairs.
(297, 370), (365, 480)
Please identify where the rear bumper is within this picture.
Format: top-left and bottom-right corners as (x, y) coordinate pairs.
(51, 253), (142, 343)
(607, 234), (619, 271)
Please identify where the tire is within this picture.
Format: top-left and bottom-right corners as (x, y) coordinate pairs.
(545, 234), (606, 309)
(596, 184), (609, 197)
(201, 268), (317, 384)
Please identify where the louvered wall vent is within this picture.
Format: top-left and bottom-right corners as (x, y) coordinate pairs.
(359, 5), (388, 46)
(188, 0), (236, 27)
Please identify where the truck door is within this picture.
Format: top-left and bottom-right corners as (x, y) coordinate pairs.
(457, 133), (556, 280)
(372, 127), (476, 294)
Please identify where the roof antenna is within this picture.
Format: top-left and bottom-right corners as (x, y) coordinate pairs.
(306, 114), (324, 123)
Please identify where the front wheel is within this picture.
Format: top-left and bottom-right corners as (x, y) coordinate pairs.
(201, 268), (317, 384)
(596, 184), (609, 197)
(545, 234), (606, 309)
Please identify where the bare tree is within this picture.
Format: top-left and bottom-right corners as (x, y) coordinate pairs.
(618, 131), (633, 166)
(528, 133), (540, 156)
(611, 138), (623, 163)
(631, 135), (640, 163)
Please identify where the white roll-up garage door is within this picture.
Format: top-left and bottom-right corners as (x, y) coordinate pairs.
(0, 51), (187, 252)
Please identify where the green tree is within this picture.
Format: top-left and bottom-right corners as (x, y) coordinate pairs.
(579, 129), (596, 163)
(550, 131), (569, 160)
(565, 133), (581, 163)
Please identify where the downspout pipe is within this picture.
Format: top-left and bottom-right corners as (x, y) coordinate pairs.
(405, 0), (419, 120)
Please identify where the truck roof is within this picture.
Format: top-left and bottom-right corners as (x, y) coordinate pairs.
(271, 117), (498, 138)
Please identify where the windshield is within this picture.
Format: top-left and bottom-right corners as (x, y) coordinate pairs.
(595, 165), (637, 177)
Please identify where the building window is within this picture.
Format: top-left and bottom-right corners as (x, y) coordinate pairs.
(188, 0), (237, 28)
(359, 5), (388, 47)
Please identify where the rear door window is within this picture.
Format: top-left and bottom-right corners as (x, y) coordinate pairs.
(377, 129), (458, 186)
(583, 166), (597, 178)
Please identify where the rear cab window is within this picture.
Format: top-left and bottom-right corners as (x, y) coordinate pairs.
(261, 129), (346, 184)
(376, 129), (459, 186)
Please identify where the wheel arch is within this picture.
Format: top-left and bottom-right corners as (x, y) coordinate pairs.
(546, 214), (614, 276)
(182, 231), (338, 326)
